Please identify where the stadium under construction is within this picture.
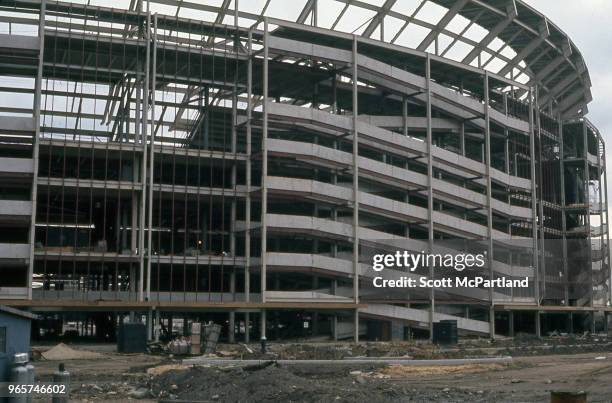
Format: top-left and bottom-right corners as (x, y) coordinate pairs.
(0, 0), (609, 342)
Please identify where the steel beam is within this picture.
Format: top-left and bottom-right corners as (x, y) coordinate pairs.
(416, 0), (469, 52)
(497, 19), (550, 77)
(297, 0), (316, 25)
(461, 0), (517, 65)
(527, 39), (572, 86)
(361, 0), (397, 39)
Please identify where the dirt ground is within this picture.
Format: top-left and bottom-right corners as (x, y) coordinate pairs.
(30, 337), (612, 402)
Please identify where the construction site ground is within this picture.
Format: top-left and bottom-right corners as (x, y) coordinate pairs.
(31, 335), (612, 402)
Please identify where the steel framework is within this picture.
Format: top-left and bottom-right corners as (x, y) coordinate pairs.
(0, 0), (608, 341)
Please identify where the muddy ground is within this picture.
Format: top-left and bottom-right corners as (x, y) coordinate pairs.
(31, 336), (612, 402)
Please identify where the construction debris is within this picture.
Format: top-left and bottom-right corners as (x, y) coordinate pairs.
(146, 364), (191, 376)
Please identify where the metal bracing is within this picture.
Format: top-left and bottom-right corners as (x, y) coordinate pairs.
(27, 0), (593, 118)
(416, 0), (470, 52)
(439, 9), (484, 58)
(297, 0), (317, 25)
(461, 0), (517, 65)
(497, 20), (550, 78)
(559, 89), (592, 119)
(361, 0), (397, 39)
(527, 39), (572, 86)
(390, 1), (426, 44)
(539, 71), (586, 108)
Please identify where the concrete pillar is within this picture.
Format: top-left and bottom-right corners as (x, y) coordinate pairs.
(147, 309), (153, 340)
(312, 277), (319, 336)
(331, 279), (338, 340)
(131, 194), (138, 253)
(354, 309), (359, 343)
(229, 312), (235, 343)
(245, 312), (250, 343)
(274, 311), (280, 340)
(535, 311), (541, 338)
(228, 269), (236, 343)
(155, 309), (160, 342)
(508, 311), (514, 337)
(230, 269), (236, 299)
(591, 312), (596, 333)
(568, 312), (574, 334)
(312, 312), (319, 337)
(504, 133), (510, 174)
(489, 305), (495, 339)
(332, 315), (338, 341)
(260, 310), (267, 340)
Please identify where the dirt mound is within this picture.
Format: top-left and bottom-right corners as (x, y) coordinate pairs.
(147, 363), (415, 402)
(41, 343), (104, 361)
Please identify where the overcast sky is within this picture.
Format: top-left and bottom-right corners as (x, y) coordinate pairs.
(524, 0), (612, 202)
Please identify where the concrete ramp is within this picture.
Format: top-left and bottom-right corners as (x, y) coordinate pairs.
(360, 303), (492, 335)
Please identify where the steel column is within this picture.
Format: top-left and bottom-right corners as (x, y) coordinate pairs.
(260, 18), (270, 339)
(245, 29), (253, 304)
(27, 0), (46, 299)
(352, 35), (360, 343)
(138, 8), (151, 302)
(528, 87), (540, 305)
(484, 72), (495, 338)
(559, 116), (568, 305)
(426, 54), (434, 340)
(146, 13), (157, 302)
